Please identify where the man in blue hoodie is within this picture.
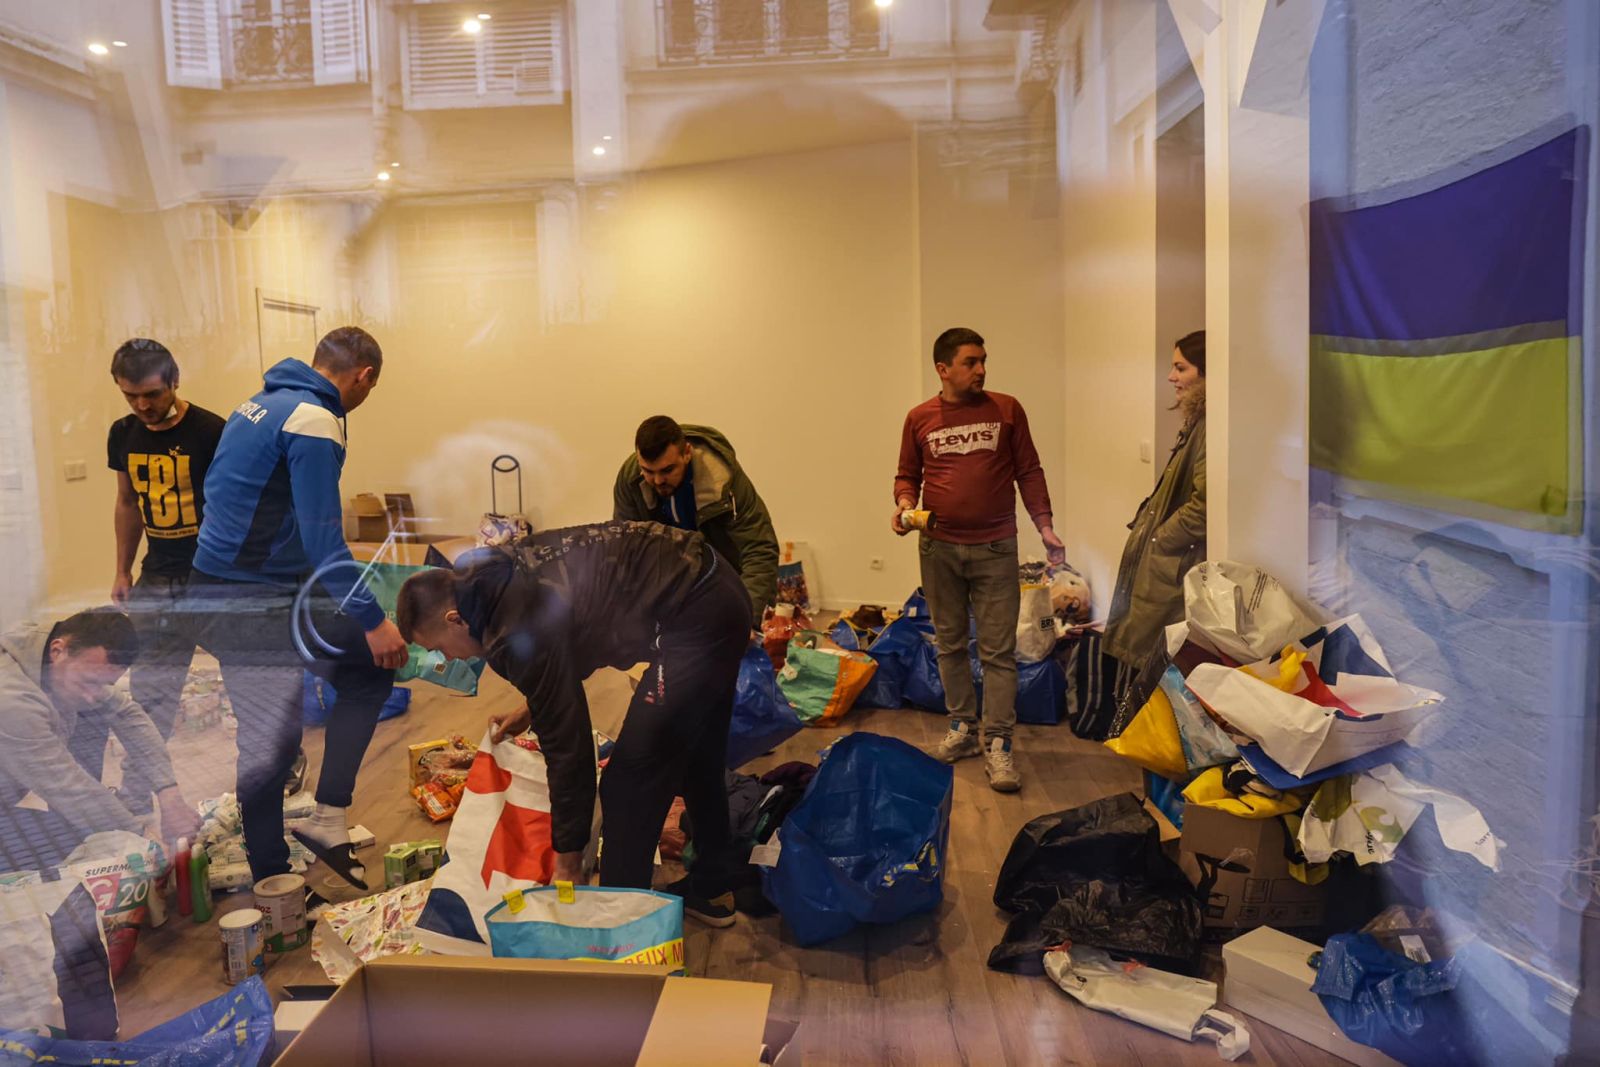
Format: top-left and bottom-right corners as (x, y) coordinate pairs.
(190, 326), (406, 889)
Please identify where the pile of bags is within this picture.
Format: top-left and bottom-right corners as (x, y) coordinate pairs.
(1103, 561), (1500, 872)
(829, 588), (1071, 725)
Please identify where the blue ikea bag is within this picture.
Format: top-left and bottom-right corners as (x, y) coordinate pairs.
(0, 977), (273, 1067)
(1013, 656), (1066, 725)
(763, 732), (954, 946)
(1313, 933), (1472, 1066)
(302, 674), (412, 727)
(726, 643), (804, 769)
(485, 887), (685, 973)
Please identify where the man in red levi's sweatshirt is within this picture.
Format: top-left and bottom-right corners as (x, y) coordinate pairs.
(893, 327), (1066, 793)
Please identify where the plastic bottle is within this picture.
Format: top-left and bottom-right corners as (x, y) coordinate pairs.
(174, 838), (193, 919)
(190, 844), (213, 923)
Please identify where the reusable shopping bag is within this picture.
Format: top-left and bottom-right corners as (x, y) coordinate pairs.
(0, 977), (272, 1067)
(727, 643), (804, 769)
(762, 733), (952, 946)
(1185, 616), (1443, 777)
(357, 561), (488, 695)
(414, 729), (558, 955)
(1104, 687), (1189, 780)
(485, 885), (684, 972)
(1015, 655), (1067, 725)
(777, 632), (878, 727)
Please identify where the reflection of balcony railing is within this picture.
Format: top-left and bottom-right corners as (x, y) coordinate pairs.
(658, 0), (886, 65)
(228, 11), (314, 84)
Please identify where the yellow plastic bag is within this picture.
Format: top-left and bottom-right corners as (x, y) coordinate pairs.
(1180, 766), (1304, 819)
(1104, 688), (1188, 780)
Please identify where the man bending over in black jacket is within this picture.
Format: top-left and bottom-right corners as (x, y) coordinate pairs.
(395, 520), (747, 926)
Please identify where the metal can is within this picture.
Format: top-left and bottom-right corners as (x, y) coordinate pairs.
(253, 874), (309, 952)
(220, 908), (266, 984)
(900, 509), (937, 531)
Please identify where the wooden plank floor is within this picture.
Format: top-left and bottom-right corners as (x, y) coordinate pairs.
(114, 662), (1349, 1066)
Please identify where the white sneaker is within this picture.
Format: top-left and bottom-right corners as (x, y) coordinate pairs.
(984, 738), (1021, 793)
(936, 720), (982, 763)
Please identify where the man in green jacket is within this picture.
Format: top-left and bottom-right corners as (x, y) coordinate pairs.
(613, 417), (779, 628)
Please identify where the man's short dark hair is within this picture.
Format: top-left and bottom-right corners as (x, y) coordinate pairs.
(932, 327), (985, 367)
(110, 339), (178, 387)
(396, 568), (458, 644)
(52, 608), (139, 669)
(313, 326), (383, 375)
(634, 416), (688, 463)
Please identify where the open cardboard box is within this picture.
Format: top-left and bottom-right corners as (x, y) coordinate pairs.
(276, 956), (799, 1067)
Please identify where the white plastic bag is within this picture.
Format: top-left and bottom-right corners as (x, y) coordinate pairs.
(1298, 764), (1500, 870)
(1016, 583), (1057, 663)
(1185, 615), (1442, 777)
(1168, 561), (1328, 661)
(1043, 945), (1249, 1060)
(0, 878), (116, 1038)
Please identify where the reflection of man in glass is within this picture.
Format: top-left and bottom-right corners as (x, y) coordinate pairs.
(106, 339), (226, 815)
(0, 609), (199, 872)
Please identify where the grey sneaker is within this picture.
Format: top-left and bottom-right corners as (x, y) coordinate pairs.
(984, 737), (1021, 793)
(936, 721), (982, 763)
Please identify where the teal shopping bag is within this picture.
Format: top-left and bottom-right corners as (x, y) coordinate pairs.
(359, 561), (486, 694)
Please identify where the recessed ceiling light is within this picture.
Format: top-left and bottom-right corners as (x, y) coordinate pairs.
(462, 17), (482, 33)
(874, 0), (892, 8)
(112, 40), (128, 48)
(389, 161), (400, 168)
(592, 145), (606, 157)
(477, 12), (492, 19)
(87, 42), (109, 56)
(376, 171), (391, 182)
(602, 135), (613, 141)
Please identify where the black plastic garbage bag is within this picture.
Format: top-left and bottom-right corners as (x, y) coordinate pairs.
(988, 793), (1201, 975)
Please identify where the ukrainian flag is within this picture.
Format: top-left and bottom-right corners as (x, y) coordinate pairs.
(1309, 126), (1589, 533)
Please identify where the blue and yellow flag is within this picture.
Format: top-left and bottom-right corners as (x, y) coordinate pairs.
(1309, 127), (1589, 533)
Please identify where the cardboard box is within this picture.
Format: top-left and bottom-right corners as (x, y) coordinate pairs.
(276, 955), (797, 1067)
(423, 536), (480, 568)
(1179, 802), (1325, 933)
(1142, 797), (1181, 861)
(1222, 926), (1402, 1067)
(347, 493), (390, 544)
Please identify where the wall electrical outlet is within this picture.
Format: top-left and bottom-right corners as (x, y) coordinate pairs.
(1138, 440), (1153, 464)
(869, 557), (884, 570)
(63, 459), (88, 482)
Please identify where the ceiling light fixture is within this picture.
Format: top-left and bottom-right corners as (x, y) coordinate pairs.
(112, 40), (128, 48)
(389, 161), (400, 168)
(874, 0), (893, 8)
(376, 170), (391, 182)
(462, 17), (483, 34)
(602, 135), (613, 141)
(87, 42), (109, 56)
(477, 12), (492, 19)
(592, 145), (607, 157)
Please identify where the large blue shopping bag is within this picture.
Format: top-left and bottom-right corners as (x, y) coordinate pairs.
(762, 732), (953, 946)
(727, 643), (804, 769)
(485, 886), (684, 973)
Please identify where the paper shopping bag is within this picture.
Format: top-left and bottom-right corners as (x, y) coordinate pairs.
(413, 730), (556, 955)
(1185, 615), (1442, 777)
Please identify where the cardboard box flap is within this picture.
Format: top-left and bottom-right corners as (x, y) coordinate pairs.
(635, 977), (772, 1067)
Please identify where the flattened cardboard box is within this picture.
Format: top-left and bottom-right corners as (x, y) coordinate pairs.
(1179, 802), (1324, 932)
(277, 955), (796, 1067)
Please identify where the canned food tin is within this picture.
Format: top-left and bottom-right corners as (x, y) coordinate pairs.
(220, 908), (266, 984)
(900, 509), (937, 531)
(253, 874), (309, 952)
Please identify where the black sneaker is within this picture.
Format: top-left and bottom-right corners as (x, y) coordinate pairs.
(663, 876), (737, 928)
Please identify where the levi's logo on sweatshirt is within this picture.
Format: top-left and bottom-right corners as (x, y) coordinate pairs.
(926, 422), (1000, 457)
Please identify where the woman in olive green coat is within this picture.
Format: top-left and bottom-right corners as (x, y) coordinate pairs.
(1104, 331), (1206, 673)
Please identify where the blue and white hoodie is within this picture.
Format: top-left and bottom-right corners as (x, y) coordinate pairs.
(193, 358), (384, 629)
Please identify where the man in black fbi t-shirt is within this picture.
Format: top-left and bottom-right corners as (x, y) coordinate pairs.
(105, 339), (226, 813)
